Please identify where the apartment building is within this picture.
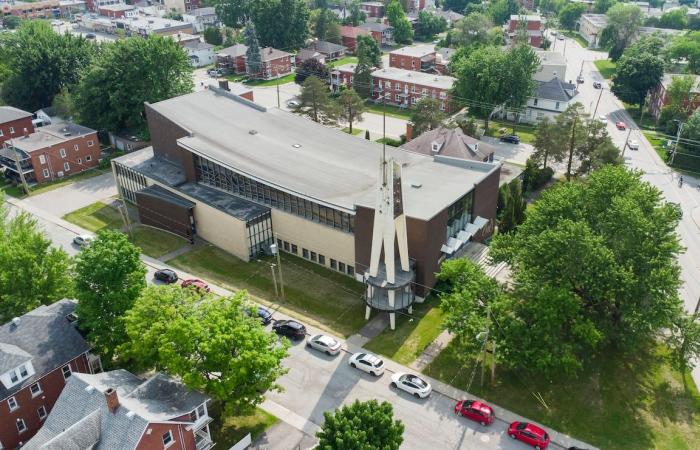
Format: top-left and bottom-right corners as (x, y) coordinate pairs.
(371, 67), (456, 112)
(0, 106), (34, 146)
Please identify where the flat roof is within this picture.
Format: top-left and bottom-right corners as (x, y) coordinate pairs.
(145, 88), (498, 220)
(332, 63), (357, 73)
(371, 67), (456, 90)
(509, 14), (541, 21)
(115, 15), (190, 31)
(9, 123), (96, 153)
(390, 44), (436, 58)
(581, 14), (608, 25)
(534, 49), (566, 65)
(98, 3), (134, 10)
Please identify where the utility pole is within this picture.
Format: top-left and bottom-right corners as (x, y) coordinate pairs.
(269, 263), (279, 298)
(592, 86), (603, 118)
(271, 238), (285, 299)
(578, 60), (584, 78)
(7, 142), (30, 195)
(621, 127), (633, 158)
(671, 120), (685, 165)
(566, 113), (578, 181)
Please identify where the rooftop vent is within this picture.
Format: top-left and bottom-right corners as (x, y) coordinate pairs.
(249, 130), (258, 135)
(64, 132), (72, 137)
(85, 385), (95, 393)
(292, 143), (301, 148)
(66, 312), (78, 323)
(411, 182), (422, 188)
(11, 317), (20, 327)
(126, 411), (136, 420)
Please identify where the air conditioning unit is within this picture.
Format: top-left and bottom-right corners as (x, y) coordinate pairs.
(57, 171), (64, 178)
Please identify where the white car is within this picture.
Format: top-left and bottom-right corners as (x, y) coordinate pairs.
(306, 334), (342, 356)
(287, 99), (300, 108)
(599, 115), (608, 124)
(628, 139), (639, 150)
(391, 372), (432, 398)
(348, 352), (385, 376)
(73, 234), (94, 247)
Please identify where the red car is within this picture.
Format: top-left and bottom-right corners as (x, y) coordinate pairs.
(181, 279), (210, 292)
(616, 121), (626, 130)
(508, 422), (550, 449)
(454, 400), (494, 426)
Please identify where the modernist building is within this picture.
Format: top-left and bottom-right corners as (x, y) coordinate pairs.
(112, 88), (500, 298)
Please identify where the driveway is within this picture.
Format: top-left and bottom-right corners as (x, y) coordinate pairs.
(22, 171), (118, 217)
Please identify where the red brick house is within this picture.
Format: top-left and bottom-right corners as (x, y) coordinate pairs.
(330, 63), (357, 93)
(25, 370), (213, 450)
(98, 3), (135, 18)
(0, 123), (100, 185)
(371, 67), (456, 112)
(0, 300), (100, 450)
(341, 26), (372, 54)
(248, 47), (293, 80)
(358, 21), (394, 46)
(649, 74), (700, 119)
(389, 44), (438, 73)
(216, 44), (248, 74)
(2, 0), (59, 19)
(360, 1), (384, 18)
(0, 106), (34, 146)
(505, 14), (544, 48)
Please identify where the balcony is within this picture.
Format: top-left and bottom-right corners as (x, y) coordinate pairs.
(195, 428), (214, 450)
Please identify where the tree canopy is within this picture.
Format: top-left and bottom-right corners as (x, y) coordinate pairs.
(0, 194), (73, 323)
(337, 88), (365, 134)
(611, 50), (664, 111)
(122, 286), (289, 414)
(601, 3), (643, 61)
(74, 230), (147, 364)
(558, 3), (587, 30)
(214, 0), (252, 28)
(386, 0), (414, 44)
(316, 399), (404, 450)
(297, 75), (338, 123)
(251, 0), (310, 49)
(74, 36), (192, 132)
(488, 0), (520, 25)
(452, 13), (493, 48)
(414, 11), (448, 42)
(410, 97), (445, 136)
(668, 31), (700, 74)
(295, 58), (329, 85)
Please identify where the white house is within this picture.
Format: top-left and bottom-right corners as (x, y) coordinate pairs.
(521, 77), (579, 123)
(533, 50), (567, 83)
(182, 6), (219, 33)
(184, 41), (216, 67)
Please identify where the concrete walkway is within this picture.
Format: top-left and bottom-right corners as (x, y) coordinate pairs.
(409, 330), (453, 372)
(250, 421), (317, 450)
(346, 312), (389, 347)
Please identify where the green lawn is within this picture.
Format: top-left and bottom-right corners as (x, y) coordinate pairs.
(364, 299), (445, 365)
(1, 168), (107, 199)
(209, 403), (278, 447)
(63, 201), (124, 232)
(225, 73), (248, 82)
(486, 120), (537, 145)
(594, 59), (617, 79)
(622, 102), (659, 131)
(342, 127), (363, 135)
(167, 245), (367, 337)
(244, 73), (296, 87)
(129, 225), (188, 259)
(364, 102), (412, 120)
(329, 56), (358, 68)
(561, 31), (589, 49)
(424, 342), (700, 450)
(643, 131), (670, 161)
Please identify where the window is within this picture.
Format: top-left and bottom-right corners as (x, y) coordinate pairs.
(39, 155), (46, 164)
(277, 238), (282, 248)
(338, 262), (346, 272)
(330, 259), (337, 270)
(73, 144), (79, 151)
(77, 158), (82, 164)
(59, 148), (66, 158)
(8, 397), (18, 411)
(310, 251), (317, 262)
(302, 248), (309, 259)
(85, 155), (92, 162)
(533, 98), (538, 106)
(291, 244), (298, 254)
(555, 101), (560, 110)
(62, 365), (72, 380)
(10, 372), (18, 383)
(0, 129), (3, 137)
(19, 365), (28, 378)
(347, 265), (354, 276)
(9, 126), (14, 134)
(162, 430), (174, 448)
(42, 169), (49, 178)
(63, 162), (70, 171)
(30, 383), (42, 397)
(440, 102), (446, 111)
(318, 255), (325, 265)
(16, 419), (26, 434)
(395, 94), (400, 102)
(37, 406), (47, 420)
(283, 241), (290, 251)
(439, 91), (446, 99)
(87, 140), (94, 147)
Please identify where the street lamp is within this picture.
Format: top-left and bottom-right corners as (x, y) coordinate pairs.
(269, 241), (285, 299)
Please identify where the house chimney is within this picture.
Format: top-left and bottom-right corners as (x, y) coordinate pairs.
(105, 388), (119, 413)
(218, 79), (230, 91)
(405, 122), (413, 142)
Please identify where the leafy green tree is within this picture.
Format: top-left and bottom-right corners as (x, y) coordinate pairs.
(345, 0), (367, 26)
(1, 15), (21, 29)
(164, 10), (183, 21)
(611, 51), (664, 113)
(213, 0), (252, 28)
(312, 7), (340, 41)
(316, 400), (404, 450)
(74, 36), (191, 132)
(0, 194), (73, 323)
(74, 230), (146, 364)
(556, 103), (588, 180)
(668, 31), (700, 74)
(297, 75), (338, 122)
(600, 3), (643, 61)
(667, 314), (700, 374)
(444, 0), (473, 13)
(682, 106), (700, 142)
(593, 0), (616, 14)
(488, 0), (519, 25)
(356, 35), (382, 68)
(353, 62), (373, 98)
(503, 45), (539, 118)
(497, 179), (526, 233)
(295, 58), (329, 85)
(576, 118), (621, 174)
(532, 117), (565, 169)
(410, 97), (445, 136)
(558, 3), (586, 30)
(337, 88), (365, 133)
(489, 166), (685, 374)
(52, 87), (75, 120)
(386, 0), (413, 44)
(0, 20), (95, 112)
(251, 0), (310, 49)
(659, 8), (688, 30)
(452, 13), (493, 48)
(203, 26), (223, 45)
(415, 11), (448, 41)
(122, 286), (289, 415)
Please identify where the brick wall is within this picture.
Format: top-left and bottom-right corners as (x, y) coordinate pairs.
(29, 132), (101, 184)
(135, 422), (197, 450)
(0, 116), (34, 146)
(145, 103), (197, 183)
(372, 77), (452, 112)
(471, 167), (501, 242)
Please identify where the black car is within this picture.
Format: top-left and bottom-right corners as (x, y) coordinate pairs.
(499, 135), (520, 144)
(245, 306), (273, 325)
(593, 81), (602, 89)
(85, 33), (96, 39)
(154, 268), (178, 284)
(273, 320), (307, 340)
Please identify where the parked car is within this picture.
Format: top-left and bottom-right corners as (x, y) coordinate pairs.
(628, 139), (639, 150)
(508, 421), (551, 450)
(499, 135), (520, 144)
(207, 68), (222, 77)
(348, 352), (385, 376)
(576, 75), (584, 84)
(181, 278), (210, 292)
(287, 99), (300, 108)
(557, 34), (565, 40)
(273, 319), (307, 340)
(390, 372), (432, 398)
(616, 121), (626, 130)
(85, 33), (96, 39)
(254, 306), (273, 325)
(593, 81), (602, 89)
(598, 115), (608, 124)
(73, 234), (94, 247)
(454, 400), (495, 426)
(154, 268), (178, 284)
(306, 334), (342, 356)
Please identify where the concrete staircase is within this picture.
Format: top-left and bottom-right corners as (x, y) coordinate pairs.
(460, 241), (508, 279)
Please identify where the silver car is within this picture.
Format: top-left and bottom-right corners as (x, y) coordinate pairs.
(306, 334), (342, 356)
(391, 372), (432, 398)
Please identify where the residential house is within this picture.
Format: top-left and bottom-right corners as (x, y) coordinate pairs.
(505, 14), (543, 48)
(577, 14), (607, 48)
(411, 6), (464, 28)
(216, 44), (248, 74)
(649, 74), (700, 119)
(389, 44), (438, 74)
(358, 21), (394, 46)
(330, 63), (357, 93)
(169, 32), (202, 47)
(310, 40), (347, 61)
(520, 77), (579, 123)
(58, 0), (87, 18)
(25, 370), (214, 450)
(98, 3), (134, 18)
(164, 0), (201, 14)
(296, 48), (326, 66)
(435, 47), (455, 74)
(2, 0), (59, 18)
(0, 122), (100, 185)
(182, 6), (219, 33)
(0, 106), (34, 146)
(371, 67), (456, 112)
(85, 0), (122, 12)
(247, 47), (294, 80)
(0, 300), (100, 450)
(360, 1), (384, 17)
(533, 49), (567, 83)
(341, 25), (372, 53)
(184, 41), (216, 68)
(401, 126), (495, 162)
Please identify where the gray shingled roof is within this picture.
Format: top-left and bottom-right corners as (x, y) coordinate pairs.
(218, 43), (247, 58)
(535, 77), (577, 102)
(314, 40), (346, 54)
(401, 127), (495, 162)
(0, 343), (32, 372)
(0, 106), (32, 124)
(359, 21), (393, 32)
(0, 300), (90, 401)
(26, 370), (210, 449)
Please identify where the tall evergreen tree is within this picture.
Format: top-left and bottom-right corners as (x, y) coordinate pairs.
(244, 22), (262, 76)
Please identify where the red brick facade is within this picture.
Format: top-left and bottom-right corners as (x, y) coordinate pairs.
(0, 117), (34, 146)
(0, 353), (90, 450)
(341, 26), (371, 54)
(29, 131), (101, 183)
(360, 2), (384, 18)
(506, 16), (544, 48)
(248, 53), (293, 80)
(135, 421), (197, 450)
(372, 75), (453, 112)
